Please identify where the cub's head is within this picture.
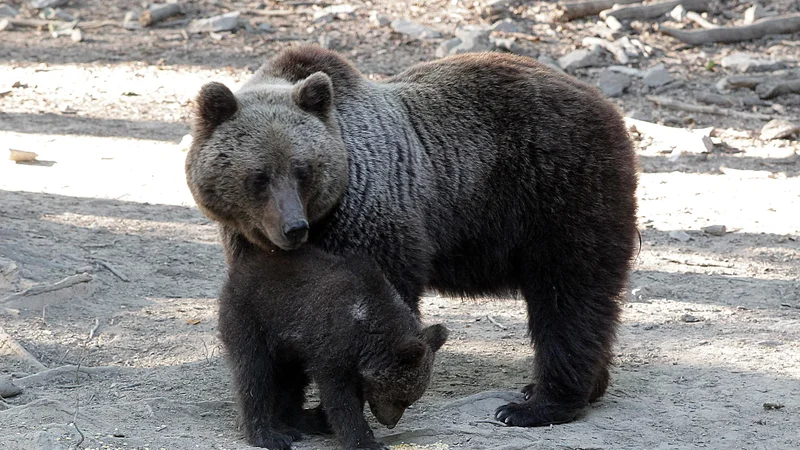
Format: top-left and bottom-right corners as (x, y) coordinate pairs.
(185, 72), (349, 250)
(362, 324), (449, 429)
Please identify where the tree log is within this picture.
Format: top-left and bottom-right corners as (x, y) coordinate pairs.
(600, 0), (710, 21)
(661, 14), (800, 45)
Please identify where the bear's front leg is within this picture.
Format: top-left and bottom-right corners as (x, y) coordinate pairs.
(317, 378), (389, 450)
(218, 298), (296, 449)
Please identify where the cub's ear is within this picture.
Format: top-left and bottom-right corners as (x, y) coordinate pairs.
(397, 338), (427, 366)
(291, 71), (333, 118)
(194, 82), (238, 136)
(421, 324), (449, 353)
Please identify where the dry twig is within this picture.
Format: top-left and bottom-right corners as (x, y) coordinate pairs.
(661, 14), (800, 45)
(487, 315), (507, 330)
(646, 95), (782, 120)
(1, 273), (92, 303)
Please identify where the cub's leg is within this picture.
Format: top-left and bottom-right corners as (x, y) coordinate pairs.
(218, 300), (295, 449)
(317, 378), (388, 450)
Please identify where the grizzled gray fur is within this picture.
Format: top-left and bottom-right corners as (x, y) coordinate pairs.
(186, 45), (638, 439)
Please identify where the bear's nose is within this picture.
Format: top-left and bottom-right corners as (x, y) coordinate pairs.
(282, 219), (309, 243)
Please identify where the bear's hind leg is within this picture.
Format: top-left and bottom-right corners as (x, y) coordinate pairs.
(495, 275), (620, 426)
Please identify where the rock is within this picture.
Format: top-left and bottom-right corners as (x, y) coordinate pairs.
(702, 225), (727, 236)
(696, 92), (733, 107)
(452, 25), (493, 53)
(29, 0), (66, 8)
(187, 11), (240, 34)
(537, 55), (564, 72)
(720, 53), (784, 73)
(491, 37), (522, 54)
(605, 15), (623, 32)
(0, 377), (22, 398)
(490, 18), (523, 33)
(257, 22), (273, 33)
(390, 19), (440, 39)
(369, 11), (389, 27)
(314, 4), (356, 20)
(70, 28), (82, 43)
(669, 4), (686, 21)
(317, 33), (333, 49)
(597, 70), (631, 98)
(0, 18), (12, 31)
(744, 4), (768, 25)
(760, 119), (799, 140)
(0, 4), (17, 17)
(436, 38), (461, 58)
(558, 46), (606, 72)
(680, 314), (701, 323)
(668, 230), (692, 242)
(643, 64), (672, 88)
(123, 11), (141, 30)
(763, 402), (785, 410)
(609, 65), (646, 77)
(313, 12), (334, 25)
(0, 256), (19, 290)
(483, 0), (511, 17)
(758, 340), (784, 348)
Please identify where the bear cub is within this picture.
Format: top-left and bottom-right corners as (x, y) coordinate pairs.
(218, 232), (448, 450)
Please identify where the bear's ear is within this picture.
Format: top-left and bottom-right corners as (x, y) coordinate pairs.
(396, 338), (427, 366)
(194, 82), (239, 135)
(291, 71), (333, 119)
(421, 324), (449, 353)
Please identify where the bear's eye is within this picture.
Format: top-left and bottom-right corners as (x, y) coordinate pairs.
(248, 172), (270, 194)
(293, 164), (312, 184)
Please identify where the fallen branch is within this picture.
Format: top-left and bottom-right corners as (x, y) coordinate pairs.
(87, 318), (100, 341)
(756, 79), (800, 99)
(685, 11), (718, 29)
(1, 273), (92, 303)
(600, 0), (709, 21)
(95, 260), (129, 282)
(139, 3), (183, 27)
(646, 95), (780, 120)
(0, 18), (119, 29)
(15, 364), (132, 388)
(624, 117), (713, 154)
(0, 327), (47, 370)
(487, 315), (507, 330)
(556, 0), (641, 21)
(245, 8), (313, 17)
(661, 14), (800, 45)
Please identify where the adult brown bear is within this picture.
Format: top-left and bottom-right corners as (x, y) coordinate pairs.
(186, 45), (638, 428)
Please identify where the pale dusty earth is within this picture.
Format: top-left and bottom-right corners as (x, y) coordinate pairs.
(1, 0), (800, 449)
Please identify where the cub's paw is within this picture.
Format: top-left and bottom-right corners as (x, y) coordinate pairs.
(494, 399), (579, 428)
(246, 429), (295, 449)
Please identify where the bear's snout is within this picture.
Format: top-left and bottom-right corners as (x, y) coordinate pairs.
(282, 219), (309, 245)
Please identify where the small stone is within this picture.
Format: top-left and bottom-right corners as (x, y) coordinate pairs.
(643, 64), (672, 88)
(763, 402), (785, 410)
(702, 225), (727, 236)
(680, 314), (701, 323)
(313, 12), (334, 25)
(669, 4), (686, 21)
(187, 11), (240, 34)
(490, 18), (523, 33)
(760, 119), (799, 140)
(75, 265), (94, 274)
(257, 22), (273, 33)
(314, 4), (355, 20)
(597, 70), (631, 98)
(720, 53), (784, 73)
(436, 38), (461, 58)
(696, 92), (734, 107)
(123, 11), (142, 30)
(0, 378), (22, 398)
(390, 19), (440, 39)
(39, 7), (74, 21)
(317, 33), (334, 49)
(558, 46), (605, 72)
(0, 18), (12, 31)
(177, 133), (193, 152)
(758, 340), (784, 348)
(0, 4), (18, 17)
(744, 4), (768, 25)
(28, 0), (66, 8)
(369, 11), (389, 27)
(70, 28), (82, 43)
(668, 230), (692, 242)
(491, 37), (521, 54)
(537, 55), (564, 72)
(605, 15), (623, 32)
(484, 0), (511, 17)
(451, 25), (493, 54)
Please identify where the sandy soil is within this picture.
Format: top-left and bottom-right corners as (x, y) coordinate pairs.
(1, 1), (799, 449)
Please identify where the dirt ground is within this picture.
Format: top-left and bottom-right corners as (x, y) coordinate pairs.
(1, 0), (799, 449)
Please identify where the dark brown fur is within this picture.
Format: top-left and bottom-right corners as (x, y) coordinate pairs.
(187, 46), (638, 430)
(219, 231), (447, 449)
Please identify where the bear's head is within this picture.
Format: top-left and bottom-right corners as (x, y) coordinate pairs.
(362, 324), (449, 429)
(185, 72), (349, 250)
